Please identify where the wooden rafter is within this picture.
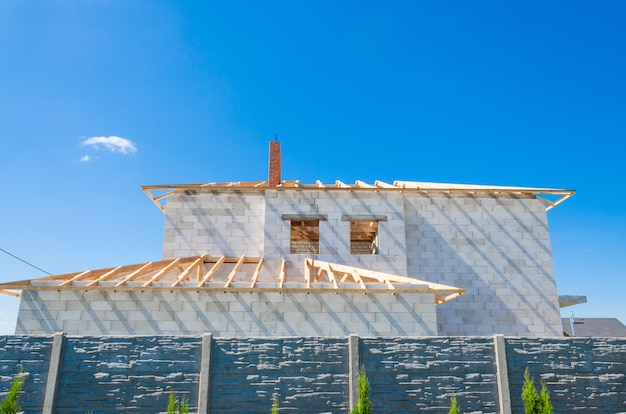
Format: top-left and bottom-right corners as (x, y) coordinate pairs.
(278, 259), (286, 289)
(0, 255), (464, 304)
(224, 255), (245, 288)
(142, 181), (574, 213)
(249, 257), (264, 288)
(198, 256), (226, 286)
(171, 255), (207, 288)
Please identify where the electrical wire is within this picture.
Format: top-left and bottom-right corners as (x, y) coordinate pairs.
(0, 247), (52, 276)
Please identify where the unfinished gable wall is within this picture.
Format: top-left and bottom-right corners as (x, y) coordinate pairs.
(404, 193), (562, 336)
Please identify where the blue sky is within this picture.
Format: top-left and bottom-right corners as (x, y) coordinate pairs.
(1, 1), (624, 334)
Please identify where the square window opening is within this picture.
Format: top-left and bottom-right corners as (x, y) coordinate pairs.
(290, 219), (320, 254)
(350, 220), (379, 255)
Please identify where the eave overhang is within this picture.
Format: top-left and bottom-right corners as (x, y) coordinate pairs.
(141, 180), (575, 213)
(0, 255), (464, 305)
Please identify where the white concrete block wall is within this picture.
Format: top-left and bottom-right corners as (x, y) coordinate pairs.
(16, 289), (438, 337)
(154, 188), (562, 337)
(403, 193), (562, 337)
(162, 192), (265, 258)
(261, 190), (408, 282)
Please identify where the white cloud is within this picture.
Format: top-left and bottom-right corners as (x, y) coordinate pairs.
(82, 136), (137, 154)
(80, 155), (92, 162)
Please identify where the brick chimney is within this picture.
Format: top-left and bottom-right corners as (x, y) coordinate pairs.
(268, 141), (282, 186)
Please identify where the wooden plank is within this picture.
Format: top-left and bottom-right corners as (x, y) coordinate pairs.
(172, 255), (207, 287)
(142, 258), (182, 287)
(197, 256), (226, 286)
(351, 270), (367, 290)
(114, 262), (154, 287)
(307, 259), (464, 294)
(321, 262), (339, 290)
(60, 270), (92, 287)
(546, 193), (574, 211)
(278, 259), (286, 289)
(355, 180), (375, 188)
(86, 266), (123, 287)
(224, 255), (246, 288)
(535, 195), (556, 208)
(0, 290), (20, 298)
(374, 180), (395, 188)
(304, 258), (312, 288)
(141, 187), (168, 213)
(249, 258), (264, 288)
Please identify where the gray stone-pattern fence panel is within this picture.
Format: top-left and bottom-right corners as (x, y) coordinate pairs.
(0, 335), (53, 412)
(210, 337), (350, 413)
(55, 336), (203, 414)
(361, 337), (499, 413)
(505, 337), (626, 414)
(2, 334), (626, 413)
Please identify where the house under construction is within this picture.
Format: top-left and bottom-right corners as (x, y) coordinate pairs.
(0, 142), (577, 337)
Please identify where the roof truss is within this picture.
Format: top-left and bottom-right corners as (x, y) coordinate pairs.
(0, 255), (464, 304)
(141, 180), (574, 213)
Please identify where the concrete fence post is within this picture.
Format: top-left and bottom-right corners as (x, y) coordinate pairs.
(493, 334), (512, 414)
(348, 334), (360, 410)
(198, 333), (213, 414)
(42, 332), (65, 414)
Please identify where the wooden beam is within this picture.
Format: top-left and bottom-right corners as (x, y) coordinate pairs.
(278, 259), (286, 289)
(141, 187), (168, 213)
(224, 255), (245, 288)
(307, 259), (464, 294)
(86, 266), (123, 287)
(351, 270), (367, 290)
(172, 255), (207, 287)
(249, 258), (264, 288)
(197, 256), (226, 287)
(142, 258), (182, 287)
(355, 180), (374, 188)
(374, 180), (395, 188)
(321, 262), (339, 290)
(304, 258), (312, 288)
(114, 262), (154, 287)
(60, 270), (92, 287)
(0, 290), (20, 298)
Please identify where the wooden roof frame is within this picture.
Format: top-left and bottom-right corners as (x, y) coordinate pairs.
(142, 180), (574, 213)
(0, 255), (464, 304)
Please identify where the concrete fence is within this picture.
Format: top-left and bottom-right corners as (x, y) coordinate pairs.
(1, 334), (625, 413)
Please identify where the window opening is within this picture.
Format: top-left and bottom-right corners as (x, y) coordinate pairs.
(290, 219), (320, 254)
(350, 220), (379, 254)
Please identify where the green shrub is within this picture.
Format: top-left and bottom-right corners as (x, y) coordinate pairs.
(449, 394), (460, 414)
(522, 368), (553, 414)
(0, 371), (25, 414)
(271, 395), (279, 414)
(539, 381), (553, 414)
(351, 366), (372, 414)
(166, 391), (189, 414)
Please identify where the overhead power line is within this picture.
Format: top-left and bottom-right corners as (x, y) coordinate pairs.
(0, 247), (52, 276)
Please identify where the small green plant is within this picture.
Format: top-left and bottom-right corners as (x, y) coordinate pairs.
(166, 391), (189, 414)
(351, 366), (372, 414)
(539, 381), (553, 414)
(449, 394), (460, 414)
(0, 371), (25, 414)
(522, 368), (553, 414)
(271, 395), (279, 414)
